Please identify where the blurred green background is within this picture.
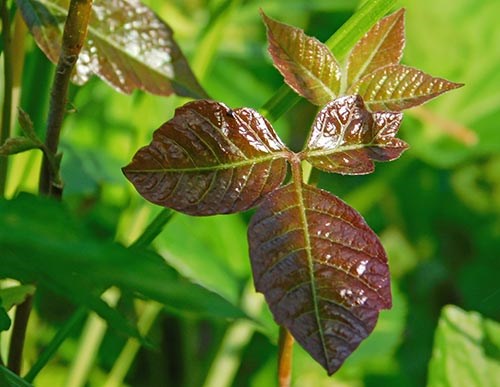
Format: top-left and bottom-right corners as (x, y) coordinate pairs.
(1, 0), (499, 386)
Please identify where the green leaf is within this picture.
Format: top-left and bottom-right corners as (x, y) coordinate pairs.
(346, 8), (405, 88)
(248, 181), (391, 375)
(123, 100), (290, 215)
(300, 95), (407, 175)
(0, 137), (42, 156)
(261, 11), (341, 106)
(0, 285), (36, 310)
(156, 213), (250, 305)
(0, 302), (11, 332)
(0, 365), (34, 387)
(16, 0), (208, 98)
(0, 194), (246, 325)
(348, 64), (463, 111)
(428, 305), (500, 387)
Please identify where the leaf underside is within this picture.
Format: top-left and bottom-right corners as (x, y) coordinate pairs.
(262, 11), (341, 107)
(301, 95), (408, 175)
(349, 64), (464, 111)
(248, 182), (391, 375)
(16, 0), (207, 98)
(123, 100), (290, 215)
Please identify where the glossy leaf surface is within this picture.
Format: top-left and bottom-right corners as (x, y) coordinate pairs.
(16, 0), (207, 98)
(301, 95), (407, 175)
(262, 11), (341, 106)
(123, 100), (290, 215)
(248, 182), (391, 374)
(346, 9), (405, 87)
(348, 65), (463, 111)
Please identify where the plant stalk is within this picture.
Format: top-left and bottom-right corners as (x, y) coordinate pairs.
(6, 294), (32, 374)
(7, 0), (93, 377)
(39, 0), (93, 197)
(278, 326), (294, 387)
(0, 0), (13, 197)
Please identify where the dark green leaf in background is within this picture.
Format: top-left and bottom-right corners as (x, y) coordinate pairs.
(16, 0), (208, 98)
(0, 365), (34, 387)
(0, 194), (246, 331)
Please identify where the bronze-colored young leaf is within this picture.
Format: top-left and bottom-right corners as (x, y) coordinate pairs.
(123, 100), (290, 215)
(16, 0), (208, 98)
(262, 11), (341, 106)
(346, 9), (405, 88)
(248, 182), (391, 375)
(300, 95), (407, 175)
(348, 65), (463, 111)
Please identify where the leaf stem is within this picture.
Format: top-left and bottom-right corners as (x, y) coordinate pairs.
(278, 326), (294, 387)
(0, 0), (13, 197)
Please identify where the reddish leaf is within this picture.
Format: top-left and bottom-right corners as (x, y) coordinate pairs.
(123, 100), (290, 215)
(16, 0), (208, 98)
(346, 9), (405, 88)
(348, 65), (463, 111)
(300, 95), (407, 175)
(248, 182), (391, 375)
(262, 11), (341, 106)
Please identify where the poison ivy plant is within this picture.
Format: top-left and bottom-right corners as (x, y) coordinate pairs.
(262, 9), (462, 111)
(124, 8), (461, 376)
(15, 0), (208, 98)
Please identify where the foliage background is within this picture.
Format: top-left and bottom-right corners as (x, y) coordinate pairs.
(1, 0), (499, 386)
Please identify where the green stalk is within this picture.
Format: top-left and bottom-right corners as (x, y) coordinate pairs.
(261, 0), (397, 121)
(191, 0), (242, 82)
(103, 302), (162, 387)
(0, 0), (13, 197)
(23, 307), (87, 383)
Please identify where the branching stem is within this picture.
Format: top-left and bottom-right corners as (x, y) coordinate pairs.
(7, 0), (93, 376)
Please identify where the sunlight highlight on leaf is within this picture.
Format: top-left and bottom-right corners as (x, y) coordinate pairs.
(16, 0), (208, 98)
(348, 64), (463, 111)
(346, 8), (405, 88)
(123, 100), (291, 215)
(301, 95), (408, 175)
(248, 182), (391, 375)
(262, 11), (341, 106)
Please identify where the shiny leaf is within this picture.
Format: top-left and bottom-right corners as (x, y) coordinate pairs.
(123, 100), (290, 215)
(248, 182), (391, 375)
(301, 95), (408, 175)
(262, 11), (341, 106)
(346, 8), (405, 88)
(16, 0), (208, 98)
(348, 64), (463, 111)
